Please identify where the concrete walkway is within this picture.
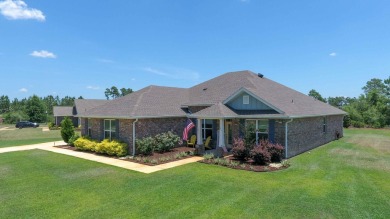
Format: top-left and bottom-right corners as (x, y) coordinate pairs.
(0, 142), (203, 174)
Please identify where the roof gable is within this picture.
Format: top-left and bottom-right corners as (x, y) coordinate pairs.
(53, 106), (73, 117)
(223, 87), (283, 113)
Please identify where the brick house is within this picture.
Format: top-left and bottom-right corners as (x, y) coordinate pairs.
(53, 99), (108, 127)
(79, 70), (346, 158)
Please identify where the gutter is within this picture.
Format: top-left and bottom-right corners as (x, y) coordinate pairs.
(285, 118), (293, 159)
(132, 118), (139, 157)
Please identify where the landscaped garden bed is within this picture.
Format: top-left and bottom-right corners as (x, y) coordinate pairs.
(198, 135), (291, 172)
(199, 154), (290, 172)
(56, 130), (198, 166)
(55, 144), (196, 166)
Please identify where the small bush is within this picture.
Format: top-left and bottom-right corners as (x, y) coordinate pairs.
(229, 161), (239, 168)
(74, 137), (97, 151)
(68, 134), (80, 146)
(48, 122), (55, 129)
(154, 131), (180, 153)
(281, 159), (291, 167)
(232, 138), (249, 161)
(136, 137), (154, 156)
(61, 117), (75, 144)
(203, 153), (214, 160)
(261, 141), (284, 162)
(74, 137), (127, 157)
(251, 146), (271, 165)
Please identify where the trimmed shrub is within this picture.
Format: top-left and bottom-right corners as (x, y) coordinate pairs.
(251, 146), (271, 165)
(61, 117), (75, 144)
(97, 139), (127, 157)
(48, 122), (55, 129)
(232, 137), (249, 161)
(74, 137), (127, 157)
(136, 136), (154, 156)
(68, 134), (80, 146)
(154, 131), (180, 153)
(260, 140), (284, 162)
(74, 137), (97, 151)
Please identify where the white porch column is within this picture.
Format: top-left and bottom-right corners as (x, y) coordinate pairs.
(218, 118), (225, 147)
(196, 118), (203, 145)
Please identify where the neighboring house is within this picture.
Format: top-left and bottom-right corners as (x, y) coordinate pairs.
(53, 99), (108, 127)
(79, 70), (346, 158)
(53, 106), (74, 126)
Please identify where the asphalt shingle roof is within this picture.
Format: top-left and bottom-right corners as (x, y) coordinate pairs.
(53, 106), (73, 117)
(81, 70), (346, 119)
(75, 99), (109, 117)
(83, 86), (189, 118)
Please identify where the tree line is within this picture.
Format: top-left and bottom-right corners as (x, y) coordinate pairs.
(309, 76), (390, 128)
(0, 86), (133, 124)
(0, 95), (82, 124)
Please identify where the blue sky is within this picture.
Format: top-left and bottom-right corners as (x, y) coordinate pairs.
(1, 0), (389, 100)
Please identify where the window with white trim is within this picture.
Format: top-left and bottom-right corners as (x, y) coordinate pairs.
(246, 119), (269, 143)
(104, 119), (117, 140)
(243, 95), (250, 104)
(201, 119), (213, 140)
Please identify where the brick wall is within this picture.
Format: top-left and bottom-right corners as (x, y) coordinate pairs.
(84, 117), (187, 155)
(89, 118), (104, 141)
(282, 115), (344, 158)
(136, 117), (187, 139)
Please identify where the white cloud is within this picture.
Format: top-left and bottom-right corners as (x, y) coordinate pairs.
(86, 85), (100, 90)
(329, 52), (337, 57)
(142, 67), (200, 81)
(0, 0), (45, 21)
(19, 87), (27, 92)
(30, 50), (56, 58)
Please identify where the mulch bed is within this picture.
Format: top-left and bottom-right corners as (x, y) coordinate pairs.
(199, 155), (289, 172)
(54, 145), (196, 166)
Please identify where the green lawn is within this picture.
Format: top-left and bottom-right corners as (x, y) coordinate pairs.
(0, 129), (389, 218)
(0, 125), (63, 148)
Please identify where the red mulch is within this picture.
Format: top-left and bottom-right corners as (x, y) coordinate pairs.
(199, 155), (288, 172)
(54, 145), (196, 166)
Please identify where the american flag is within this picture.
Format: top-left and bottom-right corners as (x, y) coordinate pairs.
(182, 119), (195, 141)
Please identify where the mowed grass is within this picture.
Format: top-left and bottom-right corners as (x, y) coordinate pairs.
(0, 125), (62, 148)
(0, 129), (389, 218)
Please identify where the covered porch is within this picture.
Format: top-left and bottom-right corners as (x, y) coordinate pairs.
(190, 117), (277, 156)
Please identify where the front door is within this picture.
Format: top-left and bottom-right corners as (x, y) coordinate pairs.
(225, 120), (233, 146)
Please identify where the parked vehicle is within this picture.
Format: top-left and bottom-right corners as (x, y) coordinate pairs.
(15, 121), (39, 129)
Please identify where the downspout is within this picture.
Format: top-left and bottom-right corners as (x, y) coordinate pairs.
(132, 118), (139, 157)
(285, 118), (293, 159)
